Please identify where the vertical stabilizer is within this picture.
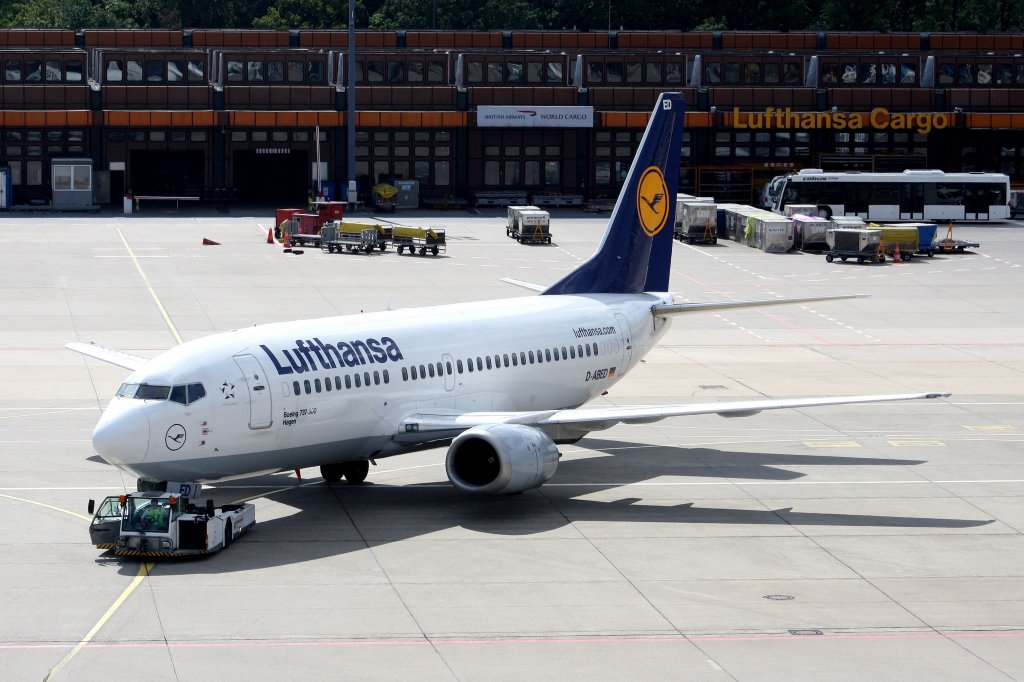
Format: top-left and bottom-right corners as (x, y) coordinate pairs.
(543, 92), (685, 295)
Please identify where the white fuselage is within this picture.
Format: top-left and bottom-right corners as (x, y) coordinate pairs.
(92, 292), (673, 483)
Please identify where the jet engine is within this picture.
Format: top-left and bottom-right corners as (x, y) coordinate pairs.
(445, 424), (559, 494)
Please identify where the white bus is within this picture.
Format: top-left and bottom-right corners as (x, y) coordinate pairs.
(769, 169), (1011, 222)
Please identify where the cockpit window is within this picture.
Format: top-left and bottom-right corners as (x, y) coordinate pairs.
(169, 383), (206, 405)
(115, 383), (171, 400)
(117, 382), (205, 404)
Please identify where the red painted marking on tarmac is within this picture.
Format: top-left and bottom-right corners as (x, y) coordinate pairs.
(3, 631), (1022, 652)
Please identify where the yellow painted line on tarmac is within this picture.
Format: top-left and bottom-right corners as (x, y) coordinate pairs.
(803, 440), (861, 448)
(0, 492), (91, 523)
(887, 439), (946, 447)
(116, 227), (183, 345)
(44, 562), (153, 681)
(962, 425), (1016, 431)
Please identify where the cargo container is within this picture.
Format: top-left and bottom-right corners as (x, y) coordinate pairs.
(676, 200), (718, 244)
(876, 226), (920, 261)
(887, 222), (939, 256)
(783, 203), (820, 218)
(825, 228), (884, 263)
(754, 216), (795, 252)
(792, 214), (832, 251)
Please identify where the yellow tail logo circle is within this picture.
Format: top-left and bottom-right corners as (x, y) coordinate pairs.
(636, 167), (669, 237)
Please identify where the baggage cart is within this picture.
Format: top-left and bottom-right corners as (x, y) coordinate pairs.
(675, 200), (718, 244)
(286, 213), (324, 247)
(933, 222), (981, 253)
(508, 209), (552, 244)
(824, 228), (885, 264)
(783, 203), (821, 218)
(393, 226), (447, 256)
(876, 226), (920, 261)
(507, 205), (539, 231)
(320, 223), (378, 253)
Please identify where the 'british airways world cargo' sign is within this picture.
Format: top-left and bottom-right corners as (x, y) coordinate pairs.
(477, 106), (594, 128)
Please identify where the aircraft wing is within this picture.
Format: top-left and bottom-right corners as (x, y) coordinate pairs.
(66, 342), (149, 371)
(394, 391), (950, 444)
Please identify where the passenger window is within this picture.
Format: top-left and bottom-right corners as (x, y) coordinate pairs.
(428, 364), (435, 378)
(354, 374), (361, 388)
(476, 358), (483, 371)
(545, 349), (552, 362)
(402, 367), (409, 381)
(486, 357), (492, 370)
(304, 380), (311, 394)
(577, 345), (583, 357)
(520, 352), (526, 365)
(504, 353), (511, 367)
(419, 364), (426, 378)
(466, 359), (473, 373)
(411, 366), (418, 380)
(314, 378), (322, 393)
(383, 370), (390, 384)
(363, 372), (370, 386)
(335, 377), (342, 390)
(457, 359), (464, 373)
(293, 381), (301, 394)
(373, 371), (380, 385)
(325, 377), (332, 391)
(511, 353), (518, 367)
(494, 355), (501, 368)
(585, 345), (591, 357)
(169, 385), (187, 405)
(593, 343), (598, 355)
(561, 346), (568, 359)
(345, 375), (352, 389)
(529, 351), (536, 364)
(446, 361), (453, 375)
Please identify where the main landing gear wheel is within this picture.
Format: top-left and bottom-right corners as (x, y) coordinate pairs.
(320, 462), (343, 483)
(342, 460), (369, 484)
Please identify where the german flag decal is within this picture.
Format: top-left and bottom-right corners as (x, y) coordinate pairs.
(636, 166), (669, 237)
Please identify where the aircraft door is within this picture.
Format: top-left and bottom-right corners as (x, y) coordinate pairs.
(233, 354), (273, 429)
(614, 313), (633, 369)
(442, 353), (456, 391)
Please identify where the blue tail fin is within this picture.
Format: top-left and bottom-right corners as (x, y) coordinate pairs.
(543, 92), (685, 296)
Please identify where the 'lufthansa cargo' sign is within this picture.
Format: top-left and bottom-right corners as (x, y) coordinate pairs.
(477, 106), (594, 128)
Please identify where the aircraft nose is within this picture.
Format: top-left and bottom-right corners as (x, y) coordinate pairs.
(92, 400), (150, 467)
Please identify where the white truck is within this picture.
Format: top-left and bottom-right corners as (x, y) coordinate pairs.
(88, 484), (255, 557)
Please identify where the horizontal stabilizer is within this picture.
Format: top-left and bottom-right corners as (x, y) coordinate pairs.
(500, 277), (546, 293)
(652, 294), (867, 317)
(66, 342), (149, 371)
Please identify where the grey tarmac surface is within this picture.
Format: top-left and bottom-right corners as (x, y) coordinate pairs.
(0, 206), (1022, 681)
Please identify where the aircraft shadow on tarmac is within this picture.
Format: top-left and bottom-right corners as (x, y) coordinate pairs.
(103, 439), (994, 576)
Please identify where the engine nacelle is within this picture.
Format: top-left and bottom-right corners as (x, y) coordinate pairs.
(445, 424), (559, 494)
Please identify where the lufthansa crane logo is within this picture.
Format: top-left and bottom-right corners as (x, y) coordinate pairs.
(165, 424), (186, 451)
(636, 166), (669, 237)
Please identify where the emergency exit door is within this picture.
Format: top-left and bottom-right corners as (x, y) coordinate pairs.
(234, 354), (273, 429)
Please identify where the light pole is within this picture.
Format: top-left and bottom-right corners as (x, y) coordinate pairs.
(346, 0), (356, 204)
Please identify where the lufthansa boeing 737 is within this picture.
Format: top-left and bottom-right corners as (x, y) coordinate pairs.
(69, 92), (948, 495)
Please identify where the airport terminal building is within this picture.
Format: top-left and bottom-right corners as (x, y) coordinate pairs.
(1, 28), (1023, 207)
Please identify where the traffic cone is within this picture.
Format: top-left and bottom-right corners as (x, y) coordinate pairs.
(282, 231), (292, 252)
(267, 228), (274, 244)
(893, 242), (901, 262)
(202, 238), (220, 246)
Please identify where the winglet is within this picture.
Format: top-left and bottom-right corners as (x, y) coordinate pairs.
(66, 342), (149, 371)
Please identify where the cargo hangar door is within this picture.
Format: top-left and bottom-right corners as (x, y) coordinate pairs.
(232, 150), (309, 204)
(128, 150), (204, 197)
